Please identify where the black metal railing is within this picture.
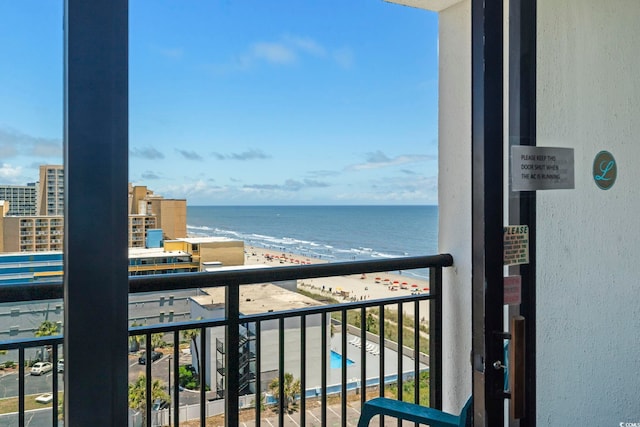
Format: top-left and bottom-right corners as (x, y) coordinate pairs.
(0, 254), (452, 426)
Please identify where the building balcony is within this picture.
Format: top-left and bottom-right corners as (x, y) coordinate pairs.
(0, 254), (451, 426)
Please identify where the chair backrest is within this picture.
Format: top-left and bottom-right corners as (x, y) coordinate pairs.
(458, 396), (474, 427)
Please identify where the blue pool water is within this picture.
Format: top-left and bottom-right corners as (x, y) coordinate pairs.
(330, 350), (355, 369)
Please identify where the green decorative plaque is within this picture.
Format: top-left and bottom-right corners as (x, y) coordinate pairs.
(593, 151), (616, 190)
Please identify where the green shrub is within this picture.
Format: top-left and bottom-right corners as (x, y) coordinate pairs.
(179, 365), (198, 390)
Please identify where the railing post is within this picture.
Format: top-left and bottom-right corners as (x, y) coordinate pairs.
(18, 349), (24, 427)
(429, 266), (443, 410)
(64, 1), (129, 425)
(200, 326), (207, 423)
(225, 283), (240, 426)
(278, 317), (285, 426)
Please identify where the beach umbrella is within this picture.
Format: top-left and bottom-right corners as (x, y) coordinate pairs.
(383, 278), (390, 282)
(423, 287), (430, 291)
(393, 280), (400, 284)
(411, 284), (418, 288)
(402, 282), (408, 285)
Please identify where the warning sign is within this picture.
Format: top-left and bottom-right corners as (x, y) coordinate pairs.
(504, 225), (529, 266)
(504, 276), (522, 305)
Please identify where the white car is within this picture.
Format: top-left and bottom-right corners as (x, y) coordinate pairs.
(30, 362), (53, 376)
(35, 393), (53, 404)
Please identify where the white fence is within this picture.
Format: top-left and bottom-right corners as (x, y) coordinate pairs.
(129, 395), (257, 427)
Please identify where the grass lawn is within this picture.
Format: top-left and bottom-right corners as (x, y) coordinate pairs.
(0, 392), (63, 414)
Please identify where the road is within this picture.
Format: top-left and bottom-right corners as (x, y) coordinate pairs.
(0, 370), (62, 399)
(0, 407), (63, 427)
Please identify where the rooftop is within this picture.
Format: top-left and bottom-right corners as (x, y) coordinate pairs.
(193, 283), (322, 314)
(176, 236), (240, 244)
(127, 247), (190, 259)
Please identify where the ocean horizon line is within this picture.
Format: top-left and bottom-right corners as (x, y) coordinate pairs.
(187, 204), (438, 208)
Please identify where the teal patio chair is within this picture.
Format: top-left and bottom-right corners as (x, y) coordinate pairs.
(357, 395), (473, 427)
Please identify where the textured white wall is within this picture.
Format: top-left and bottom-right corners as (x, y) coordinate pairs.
(438, 0), (473, 414)
(537, 0), (640, 424)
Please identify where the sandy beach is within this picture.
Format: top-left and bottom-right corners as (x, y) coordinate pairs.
(244, 246), (431, 322)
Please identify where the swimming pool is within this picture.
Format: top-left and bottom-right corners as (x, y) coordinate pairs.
(330, 350), (355, 369)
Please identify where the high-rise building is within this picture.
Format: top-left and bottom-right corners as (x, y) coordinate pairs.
(38, 165), (64, 216)
(0, 214), (64, 252)
(128, 184), (187, 242)
(0, 178), (187, 252)
(0, 184), (38, 216)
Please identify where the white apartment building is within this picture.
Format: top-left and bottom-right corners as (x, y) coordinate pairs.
(0, 184), (38, 216)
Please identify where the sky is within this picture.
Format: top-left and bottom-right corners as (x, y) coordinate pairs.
(0, 1), (439, 206)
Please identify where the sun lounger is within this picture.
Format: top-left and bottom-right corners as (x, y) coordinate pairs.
(357, 396), (473, 427)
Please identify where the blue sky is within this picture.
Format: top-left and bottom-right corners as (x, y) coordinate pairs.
(0, 1), (438, 205)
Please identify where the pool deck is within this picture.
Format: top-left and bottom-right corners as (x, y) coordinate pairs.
(321, 331), (428, 394)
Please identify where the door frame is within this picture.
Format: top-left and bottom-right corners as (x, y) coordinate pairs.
(471, 0), (537, 425)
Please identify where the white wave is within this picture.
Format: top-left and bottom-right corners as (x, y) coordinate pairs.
(251, 234), (272, 239)
(187, 224), (213, 231)
(371, 252), (407, 259)
(334, 248), (356, 254)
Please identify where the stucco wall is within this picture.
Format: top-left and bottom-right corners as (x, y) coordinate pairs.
(200, 240), (245, 267)
(438, 0), (473, 414)
(536, 0), (640, 424)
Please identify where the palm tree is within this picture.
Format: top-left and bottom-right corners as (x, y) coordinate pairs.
(35, 320), (59, 361)
(269, 372), (301, 413)
(35, 320), (59, 337)
(151, 333), (166, 350)
(182, 317), (202, 372)
(129, 321), (145, 352)
(128, 374), (169, 425)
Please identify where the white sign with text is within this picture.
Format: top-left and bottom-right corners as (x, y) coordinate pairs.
(511, 146), (574, 191)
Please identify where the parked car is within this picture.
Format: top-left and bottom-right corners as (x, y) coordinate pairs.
(152, 398), (169, 411)
(138, 351), (162, 365)
(35, 393), (53, 404)
(30, 362), (53, 376)
(57, 359), (64, 372)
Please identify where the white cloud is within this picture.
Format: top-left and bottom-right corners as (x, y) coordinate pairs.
(131, 147), (165, 159)
(163, 180), (225, 199)
(0, 163), (23, 180)
(158, 47), (183, 59)
(283, 35), (326, 57)
(336, 174), (438, 204)
(332, 47), (354, 69)
(346, 151), (435, 171)
(0, 128), (62, 159)
(251, 42), (297, 64)
(216, 35), (352, 72)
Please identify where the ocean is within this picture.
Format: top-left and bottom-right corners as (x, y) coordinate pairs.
(187, 205), (438, 280)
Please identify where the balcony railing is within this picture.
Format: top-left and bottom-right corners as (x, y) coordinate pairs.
(0, 254), (452, 426)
